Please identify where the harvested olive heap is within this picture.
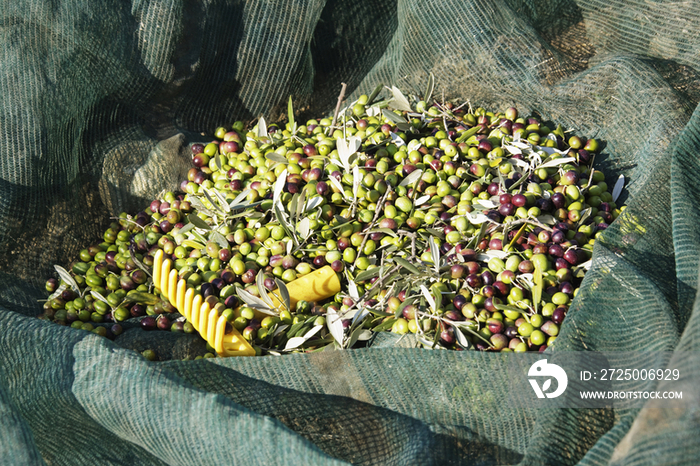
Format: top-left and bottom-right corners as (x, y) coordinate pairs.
(39, 88), (623, 357)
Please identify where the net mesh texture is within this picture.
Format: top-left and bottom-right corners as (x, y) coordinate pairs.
(1, 0), (699, 464)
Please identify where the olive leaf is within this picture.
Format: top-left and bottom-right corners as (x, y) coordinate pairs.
(256, 270), (274, 308)
(210, 231), (229, 250)
(612, 174), (625, 202)
(257, 116), (268, 138)
(533, 265), (543, 314)
(287, 95), (296, 134)
(492, 302), (528, 314)
(328, 176), (350, 201)
(394, 257), (421, 274)
(390, 132), (405, 146)
(202, 189), (223, 213)
(352, 166), (361, 198)
(415, 195), (431, 206)
(420, 285), (436, 311)
(456, 126), (479, 143)
(176, 222), (195, 235)
(337, 136), (361, 173)
(464, 211), (491, 224)
(47, 283), (67, 300)
(452, 325), (471, 349)
(237, 287), (277, 315)
(54, 265), (79, 293)
(214, 153), (223, 172)
(297, 217), (311, 240)
(424, 72), (435, 103)
(273, 168), (288, 206)
(537, 156), (576, 169)
(429, 236), (440, 272)
(366, 83), (383, 106)
(399, 169), (423, 187)
(389, 86), (412, 112)
(274, 278), (291, 311)
(354, 266), (383, 283)
(326, 308), (345, 347)
(187, 213), (211, 231)
(123, 291), (160, 305)
(295, 188), (306, 223)
(266, 152), (288, 164)
(211, 188), (230, 213)
(90, 290), (111, 306)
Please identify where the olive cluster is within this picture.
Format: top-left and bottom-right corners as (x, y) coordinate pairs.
(40, 90), (623, 355)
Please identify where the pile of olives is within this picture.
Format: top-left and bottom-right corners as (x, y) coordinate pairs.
(40, 87), (623, 356)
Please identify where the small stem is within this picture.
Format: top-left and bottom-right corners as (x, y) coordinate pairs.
(331, 82), (348, 129)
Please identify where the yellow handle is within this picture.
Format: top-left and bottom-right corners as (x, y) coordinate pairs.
(152, 249), (341, 356)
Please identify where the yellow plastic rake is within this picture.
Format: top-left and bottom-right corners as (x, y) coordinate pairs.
(152, 249), (341, 356)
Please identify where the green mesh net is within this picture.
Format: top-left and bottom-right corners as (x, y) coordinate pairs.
(2, 0), (699, 464)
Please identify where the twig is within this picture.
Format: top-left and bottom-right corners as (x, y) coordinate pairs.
(331, 83), (348, 129)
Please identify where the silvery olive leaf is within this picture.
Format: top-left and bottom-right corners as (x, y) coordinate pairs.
(90, 290), (110, 305)
(420, 285), (436, 311)
(273, 170), (288, 206)
(298, 217), (311, 240)
(389, 85), (413, 112)
(399, 169), (423, 187)
(353, 166), (361, 197)
(473, 199), (498, 209)
(407, 139), (422, 152)
(274, 278), (291, 311)
(326, 308), (345, 347)
(54, 265), (79, 293)
(229, 188), (252, 208)
(257, 116), (268, 138)
(328, 176), (348, 200)
(266, 152), (288, 164)
(424, 72), (435, 104)
(345, 272), (360, 301)
(256, 270), (274, 308)
(476, 250), (509, 261)
(210, 231), (229, 250)
(284, 337), (307, 350)
(176, 222), (195, 235)
(390, 132), (405, 146)
(367, 106), (381, 117)
(48, 283), (67, 300)
(237, 287), (277, 315)
(187, 212), (212, 231)
(465, 211), (491, 224)
(304, 196), (324, 212)
(452, 325), (471, 349)
(538, 156), (575, 168)
(612, 174), (625, 202)
(415, 195), (431, 206)
(202, 189), (223, 213)
(536, 214), (557, 225)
